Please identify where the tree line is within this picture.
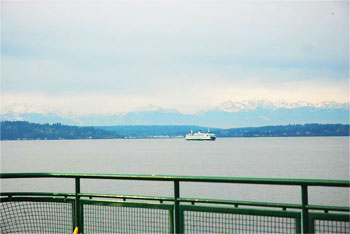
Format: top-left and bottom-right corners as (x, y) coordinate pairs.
(0, 121), (122, 140)
(1, 121), (349, 140)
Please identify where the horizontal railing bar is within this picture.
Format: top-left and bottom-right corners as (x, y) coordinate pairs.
(0, 196), (76, 203)
(1, 173), (349, 187)
(180, 204), (302, 217)
(79, 198), (174, 210)
(307, 204), (350, 212)
(178, 198), (302, 209)
(0, 192), (76, 197)
(179, 198), (350, 212)
(2, 192), (349, 212)
(0, 192), (174, 202)
(79, 193), (175, 201)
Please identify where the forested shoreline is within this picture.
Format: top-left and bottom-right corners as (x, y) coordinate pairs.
(1, 121), (349, 140)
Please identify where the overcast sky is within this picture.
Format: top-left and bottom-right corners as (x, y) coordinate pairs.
(1, 0), (349, 114)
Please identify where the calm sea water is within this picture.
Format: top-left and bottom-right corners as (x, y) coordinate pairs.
(1, 137), (349, 206)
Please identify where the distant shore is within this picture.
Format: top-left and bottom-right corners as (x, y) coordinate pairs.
(1, 121), (349, 141)
(2, 136), (350, 142)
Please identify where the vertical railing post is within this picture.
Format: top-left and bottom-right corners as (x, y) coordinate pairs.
(174, 180), (181, 234)
(301, 185), (309, 234)
(75, 178), (82, 233)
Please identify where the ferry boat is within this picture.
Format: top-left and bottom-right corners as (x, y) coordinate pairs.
(185, 129), (216, 141)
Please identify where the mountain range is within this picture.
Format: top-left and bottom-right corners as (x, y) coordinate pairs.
(1, 100), (349, 128)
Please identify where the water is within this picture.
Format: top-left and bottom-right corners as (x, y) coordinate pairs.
(1, 137), (349, 206)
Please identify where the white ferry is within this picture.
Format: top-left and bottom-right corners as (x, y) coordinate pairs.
(185, 129), (216, 141)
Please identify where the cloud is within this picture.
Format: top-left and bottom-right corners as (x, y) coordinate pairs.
(1, 1), (349, 114)
(2, 76), (348, 115)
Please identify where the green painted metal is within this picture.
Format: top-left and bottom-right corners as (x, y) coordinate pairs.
(0, 196), (75, 203)
(0, 192), (76, 197)
(0, 196), (76, 233)
(72, 198), (77, 232)
(75, 178), (82, 233)
(179, 204), (184, 234)
(180, 204), (302, 218)
(1, 172), (350, 234)
(79, 193), (174, 202)
(179, 197), (302, 209)
(0, 197), (175, 234)
(301, 185), (309, 234)
(169, 202), (175, 234)
(0, 192), (174, 202)
(308, 212), (350, 222)
(2, 192), (348, 212)
(80, 198), (174, 210)
(308, 212), (350, 233)
(2, 192), (349, 212)
(296, 213), (302, 234)
(174, 181), (181, 234)
(80, 199), (174, 234)
(1, 172), (349, 187)
(79, 200), (84, 234)
(307, 204), (350, 212)
(179, 204), (302, 234)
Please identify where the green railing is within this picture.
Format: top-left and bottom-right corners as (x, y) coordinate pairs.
(1, 173), (349, 233)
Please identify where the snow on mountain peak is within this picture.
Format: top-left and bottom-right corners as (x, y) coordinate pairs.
(1, 103), (53, 115)
(218, 100), (349, 112)
(2, 103), (31, 114)
(315, 101), (349, 109)
(2, 101), (349, 120)
(219, 101), (257, 112)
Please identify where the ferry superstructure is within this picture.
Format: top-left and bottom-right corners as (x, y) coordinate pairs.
(185, 129), (216, 141)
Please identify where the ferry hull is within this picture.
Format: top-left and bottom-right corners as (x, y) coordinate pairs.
(185, 135), (216, 141)
(185, 138), (216, 141)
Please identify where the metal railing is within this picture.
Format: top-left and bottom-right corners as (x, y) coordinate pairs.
(1, 173), (349, 233)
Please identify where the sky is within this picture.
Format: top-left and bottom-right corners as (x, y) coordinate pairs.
(1, 0), (349, 114)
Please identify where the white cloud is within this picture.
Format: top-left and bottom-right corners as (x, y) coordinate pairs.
(1, 0), (349, 114)
(2, 75), (348, 114)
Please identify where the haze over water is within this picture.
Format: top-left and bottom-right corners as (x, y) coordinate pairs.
(1, 137), (349, 207)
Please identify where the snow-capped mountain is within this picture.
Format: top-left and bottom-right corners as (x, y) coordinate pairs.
(218, 100), (350, 113)
(1, 100), (349, 128)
